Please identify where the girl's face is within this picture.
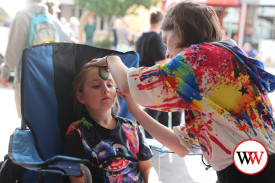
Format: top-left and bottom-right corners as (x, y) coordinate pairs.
(162, 29), (184, 58)
(77, 68), (116, 113)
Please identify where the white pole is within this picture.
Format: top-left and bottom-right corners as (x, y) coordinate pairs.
(238, 2), (247, 47)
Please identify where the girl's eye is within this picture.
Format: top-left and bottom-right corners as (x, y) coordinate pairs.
(107, 84), (113, 88)
(92, 85), (100, 88)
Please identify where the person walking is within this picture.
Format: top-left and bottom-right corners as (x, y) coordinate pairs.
(116, 19), (133, 52)
(243, 42), (258, 58)
(0, 0), (72, 118)
(135, 9), (182, 139)
(45, 0), (60, 18)
(111, 19), (120, 50)
(69, 17), (79, 41)
(84, 16), (96, 46)
(87, 1), (275, 183)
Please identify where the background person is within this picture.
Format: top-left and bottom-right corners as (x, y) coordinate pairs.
(116, 19), (133, 52)
(243, 42), (258, 58)
(45, 0), (60, 18)
(84, 16), (96, 46)
(88, 2), (275, 183)
(69, 16), (80, 41)
(0, 0), (72, 118)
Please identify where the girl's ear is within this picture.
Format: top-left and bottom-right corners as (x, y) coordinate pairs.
(76, 91), (86, 104)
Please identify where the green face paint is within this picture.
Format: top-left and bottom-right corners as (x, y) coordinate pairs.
(98, 67), (109, 80)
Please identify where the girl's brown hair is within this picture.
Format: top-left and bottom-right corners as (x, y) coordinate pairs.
(72, 66), (120, 118)
(161, 1), (223, 48)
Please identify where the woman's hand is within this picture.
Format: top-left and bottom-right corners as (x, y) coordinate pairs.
(86, 55), (122, 68)
(116, 89), (142, 115)
(85, 56), (108, 68)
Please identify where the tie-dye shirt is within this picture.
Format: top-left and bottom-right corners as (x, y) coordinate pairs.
(127, 39), (275, 171)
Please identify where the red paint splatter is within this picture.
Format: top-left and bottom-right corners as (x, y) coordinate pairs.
(165, 76), (178, 89)
(236, 123), (248, 132)
(141, 68), (158, 76)
(163, 96), (178, 102)
(129, 74), (139, 78)
(209, 133), (231, 155)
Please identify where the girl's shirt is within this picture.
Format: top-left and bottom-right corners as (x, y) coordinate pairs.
(127, 39), (275, 171)
(63, 115), (153, 183)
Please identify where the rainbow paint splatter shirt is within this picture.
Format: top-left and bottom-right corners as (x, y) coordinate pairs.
(127, 39), (275, 171)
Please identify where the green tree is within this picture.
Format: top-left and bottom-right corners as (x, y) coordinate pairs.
(75, 0), (158, 36)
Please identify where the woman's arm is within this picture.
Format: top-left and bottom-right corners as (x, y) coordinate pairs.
(138, 160), (159, 183)
(117, 90), (189, 157)
(132, 106), (189, 157)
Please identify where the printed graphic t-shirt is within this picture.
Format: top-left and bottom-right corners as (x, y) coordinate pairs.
(127, 39), (275, 171)
(63, 115), (153, 183)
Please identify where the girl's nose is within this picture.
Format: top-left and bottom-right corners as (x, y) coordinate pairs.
(103, 85), (109, 94)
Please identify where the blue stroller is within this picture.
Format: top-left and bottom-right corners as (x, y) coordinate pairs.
(6, 43), (139, 182)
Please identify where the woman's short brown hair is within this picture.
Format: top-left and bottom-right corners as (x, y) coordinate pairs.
(161, 1), (223, 48)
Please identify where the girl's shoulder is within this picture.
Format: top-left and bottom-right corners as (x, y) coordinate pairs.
(115, 116), (137, 126)
(65, 117), (93, 137)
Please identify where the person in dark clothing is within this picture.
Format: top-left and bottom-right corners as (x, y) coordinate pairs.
(135, 9), (182, 139)
(112, 28), (117, 50)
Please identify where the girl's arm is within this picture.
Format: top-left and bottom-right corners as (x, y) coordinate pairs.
(138, 160), (159, 183)
(117, 90), (189, 157)
(69, 174), (85, 183)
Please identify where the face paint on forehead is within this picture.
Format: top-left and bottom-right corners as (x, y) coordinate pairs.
(98, 67), (109, 80)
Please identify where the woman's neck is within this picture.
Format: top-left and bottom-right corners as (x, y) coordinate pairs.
(88, 110), (117, 130)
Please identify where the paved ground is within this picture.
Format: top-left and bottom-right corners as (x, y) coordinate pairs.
(0, 65), (274, 182)
(0, 83), (21, 160)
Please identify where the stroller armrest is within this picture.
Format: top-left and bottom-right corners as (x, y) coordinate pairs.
(8, 128), (89, 177)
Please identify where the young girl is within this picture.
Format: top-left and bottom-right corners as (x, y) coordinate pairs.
(63, 66), (158, 183)
(88, 1), (275, 183)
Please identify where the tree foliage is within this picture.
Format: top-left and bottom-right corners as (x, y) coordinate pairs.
(74, 0), (158, 18)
